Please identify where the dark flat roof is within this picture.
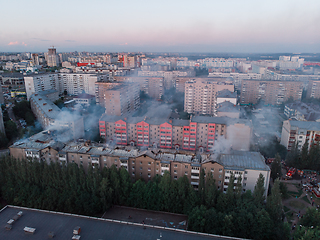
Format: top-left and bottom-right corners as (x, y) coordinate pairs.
(0, 206), (245, 240)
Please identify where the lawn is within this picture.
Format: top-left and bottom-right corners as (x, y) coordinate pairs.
(283, 205), (291, 213)
(285, 211), (295, 223)
(301, 196), (311, 204)
(288, 189), (303, 198)
(289, 200), (306, 210)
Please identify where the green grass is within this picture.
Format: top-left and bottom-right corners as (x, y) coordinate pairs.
(288, 189), (303, 198)
(289, 200), (306, 210)
(283, 205), (291, 213)
(285, 211), (295, 223)
(301, 196), (311, 204)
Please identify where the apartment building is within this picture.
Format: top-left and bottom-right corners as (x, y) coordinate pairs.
(99, 113), (252, 152)
(103, 83), (140, 116)
(284, 102), (320, 121)
(216, 151), (270, 195)
(9, 129), (268, 192)
(307, 80), (320, 99)
(240, 79), (303, 105)
(95, 80), (122, 107)
(30, 92), (84, 139)
(184, 79), (234, 115)
(47, 47), (60, 67)
(208, 72), (262, 90)
(24, 73), (99, 100)
(281, 120), (320, 151)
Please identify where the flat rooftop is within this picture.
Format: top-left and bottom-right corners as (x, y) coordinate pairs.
(0, 206), (244, 240)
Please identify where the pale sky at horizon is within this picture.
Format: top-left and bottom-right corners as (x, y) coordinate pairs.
(1, 0), (320, 53)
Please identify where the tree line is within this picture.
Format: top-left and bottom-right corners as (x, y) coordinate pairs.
(286, 141), (320, 171)
(0, 156), (290, 239)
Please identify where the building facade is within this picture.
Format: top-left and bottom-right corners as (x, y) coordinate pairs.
(24, 73), (99, 100)
(103, 83), (140, 116)
(281, 120), (320, 151)
(240, 79), (303, 105)
(9, 132), (269, 193)
(99, 115), (252, 152)
(184, 79), (234, 115)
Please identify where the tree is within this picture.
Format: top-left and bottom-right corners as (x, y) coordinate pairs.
(266, 178), (285, 239)
(198, 169), (205, 205)
(253, 173), (265, 207)
(252, 209), (273, 240)
(5, 120), (18, 140)
(271, 153), (282, 181)
(188, 205), (207, 232)
(205, 172), (217, 208)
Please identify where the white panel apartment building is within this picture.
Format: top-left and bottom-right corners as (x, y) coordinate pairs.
(281, 120), (320, 151)
(217, 151), (270, 196)
(184, 79), (234, 115)
(24, 73), (99, 100)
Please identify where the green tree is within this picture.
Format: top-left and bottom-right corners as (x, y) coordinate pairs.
(5, 120), (18, 140)
(205, 172), (217, 208)
(271, 153), (282, 181)
(198, 169), (205, 205)
(253, 174), (267, 207)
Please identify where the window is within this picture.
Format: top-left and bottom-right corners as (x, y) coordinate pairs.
(140, 161), (142, 165)
(80, 155), (82, 159)
(174, 170), (177, 174)
(219, 175), (222, 178)
(114, 159), (117, 163)
(140, 167), (142, 170)
(132, 160), (135, 164)
(148, 162), (151, 165)
(148, 168), (151, 172)
(245, 171), (248, 174)
(156, 163), (159, 166)
(219, 169), (222, 172)
(174, 176), (177, 179)
(174, 164), (177, 168)
(211, 168), (214, 172)
(185, 165), (188, 169)
(103, 157), (106, 162)
(185, 171), (188, 175)
(244, 177), (247, 180)
(132, 166), (135, 170)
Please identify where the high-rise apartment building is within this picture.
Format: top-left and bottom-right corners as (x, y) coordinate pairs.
(240, 79), (303, 105)
(307, 80), (320, 99)
(103, 83), (140, 116)
(31, 53), (39, 66)
(47, 47), (60, 67)
(24, 73), (99, 100)
(95, 81), (122, 107)
(119, 77), (164, 100)
(184, 79), (234, 115)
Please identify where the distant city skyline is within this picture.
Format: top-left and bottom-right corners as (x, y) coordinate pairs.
(1, 0), (320, 53)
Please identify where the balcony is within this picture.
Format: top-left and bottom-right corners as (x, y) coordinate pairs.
(191, 182), (199, 186)
(191, 175), (199, 180)
(191, 169), (200, 174)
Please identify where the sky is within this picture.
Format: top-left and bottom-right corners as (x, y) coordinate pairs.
(1, 0), (320, 53)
